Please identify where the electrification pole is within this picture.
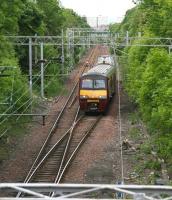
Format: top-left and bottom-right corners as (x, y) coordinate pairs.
(40, 42), (44, 98)
(34, 33), (38, 64)
(61, 29), (65, 74)
(138, 32), (142, 38)
(126, 31), (129, 46)
(29, 37), (33, 101)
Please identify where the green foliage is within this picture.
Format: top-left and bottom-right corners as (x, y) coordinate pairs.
(0, 0), (90, 97)
(140, 0), (172, 37)
(129, 127), (141, 139)
(144, 160), (161, 170)
(154, 134), (172, 160)
(37, 0), (63, 35)
(0, 0), (90, 135)
(0, 36), (16, 64)
(105, 0), (172, 185)
(122, 7), (146, 35)
(138, 49), (172, 133)
(112, 0), (172, 166)
(0, 36), (29, 114)
(111, 0), (172, 37)
(45, 78), (64, 98)
(62, 8), (89, 29)
(18, 1), (45, 35)
(140, 142), (152, 154)
(123, 37), (153, 100)
(124, 45), (172, 134)
(113, 0), (172, 134)
(109, 23), (120, 33)
(0, 0), (24, 35)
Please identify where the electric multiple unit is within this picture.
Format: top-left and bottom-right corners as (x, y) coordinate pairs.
(79, 56), (116, 113)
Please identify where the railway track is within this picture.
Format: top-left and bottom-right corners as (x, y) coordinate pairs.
(21, 111), (101, 184)
(17, 112), (101, 197)
(16, 46), (102, 197)
(55, 114), (101, 184)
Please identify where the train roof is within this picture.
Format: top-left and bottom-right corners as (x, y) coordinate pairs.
(82, 64), (115, 78)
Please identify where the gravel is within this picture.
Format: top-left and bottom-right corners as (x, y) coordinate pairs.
(0, 47), (154, 188)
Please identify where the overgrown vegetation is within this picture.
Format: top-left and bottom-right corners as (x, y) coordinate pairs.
(0, 0), (89, 110)
(110, 0), (172, 174)
(0, 0), (89, 160)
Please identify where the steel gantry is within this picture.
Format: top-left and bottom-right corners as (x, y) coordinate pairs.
(2, 28), (172, 115)
(0, 66), (16, 105)
(2, 30), (172, 199)
(5, 34), (68, 99)
(6, 29), (172, 47)
(1, 183), (172, 199)
(3, 28), (172, 106)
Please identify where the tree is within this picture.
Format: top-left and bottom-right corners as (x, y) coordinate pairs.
(18, 1), (45, 36)
(138, 49), (172, 133)
(0, 0), (24, 35)
(37, 0), (63, 35)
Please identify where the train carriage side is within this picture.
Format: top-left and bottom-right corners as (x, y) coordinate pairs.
(79, 63), (116, 112)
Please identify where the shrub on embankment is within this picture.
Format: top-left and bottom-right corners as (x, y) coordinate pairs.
(0, 0), (89, 111)
(110, 0), (172, 171)
(0, 0), (90, 161)
(123, 46), (172, 134)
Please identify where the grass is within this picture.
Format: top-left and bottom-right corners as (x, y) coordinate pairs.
(0, 144), (9, 162)
(129, 127), (141, 140)
(144, 160), (161, 171)
(0, 108), (32, 163)
(31, 75), (71, 99)
(126, 110), (164, 184)
(45, 82), (63, 98)
(128, 112), (139, 125)
(140, 142), (152, 154)
(0, 78), (68, 163)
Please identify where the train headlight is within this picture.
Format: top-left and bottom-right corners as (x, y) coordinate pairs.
(99, 95), (107, 99)
(80, 95), (88, 99)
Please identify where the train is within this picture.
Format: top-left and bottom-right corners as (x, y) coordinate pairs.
(79, 55), (116, 113)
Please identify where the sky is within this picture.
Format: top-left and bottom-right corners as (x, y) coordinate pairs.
(60, 0), (136, 26)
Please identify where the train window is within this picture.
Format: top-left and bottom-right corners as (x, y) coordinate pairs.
(82, 79), (93, 88)
(81, 79), (106, 89)
(94, 80), (105, 89)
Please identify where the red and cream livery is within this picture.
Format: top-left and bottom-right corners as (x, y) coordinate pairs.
(79, 57), (116, 112)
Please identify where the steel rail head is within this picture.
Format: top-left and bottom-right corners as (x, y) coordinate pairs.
(24, 110), (82, 183)
(23, 48), (96, 185)
(53, 107), (83, 185)
(17, 46), (99, 198)
(55, 115), (102, 185)
(22, 78), (79, 185)
(16, 125), (73, 197)
(25, 129), (71, 183)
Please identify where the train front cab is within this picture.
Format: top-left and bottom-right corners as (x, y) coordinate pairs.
(79, 75), (109, 112)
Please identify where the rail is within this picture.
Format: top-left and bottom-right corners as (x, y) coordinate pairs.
(15, 46), (100, 198)
(56, 115), (102, 184)
(20, 65), (85, 185)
